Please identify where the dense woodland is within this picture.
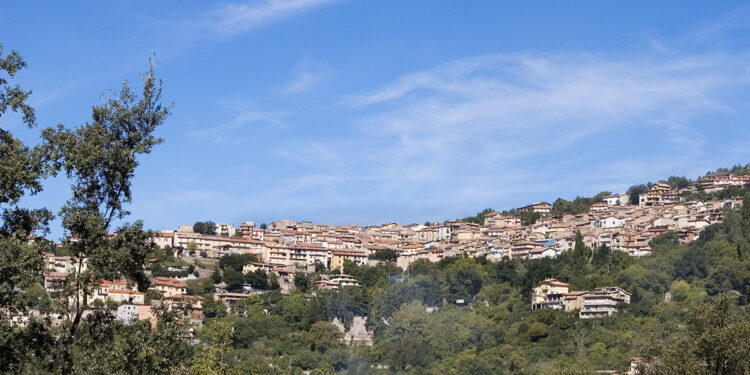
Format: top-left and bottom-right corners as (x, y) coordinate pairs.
(2, 45), (750, 374)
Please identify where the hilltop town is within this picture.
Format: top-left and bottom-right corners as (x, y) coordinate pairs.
(148, 167), (748, 269)
(35, 165), (750, 330)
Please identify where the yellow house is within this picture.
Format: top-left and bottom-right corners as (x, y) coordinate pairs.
(531, 279), (568, 308)
(330, 249), (367, 271)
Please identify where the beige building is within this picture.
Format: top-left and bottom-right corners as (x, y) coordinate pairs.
(580, 286), (631, 318)
(153, 277), (187, 297)
(330, 249), (368, 272)
(532, 278), (569, 310)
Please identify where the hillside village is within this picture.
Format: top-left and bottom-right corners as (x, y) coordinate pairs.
(148, 172), (747, 270)
(34, 166), (750, 329)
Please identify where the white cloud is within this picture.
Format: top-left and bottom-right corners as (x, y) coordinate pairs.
(282, 70), (321, 93)
(186, 98), (287, 142)
(211, 0), (335, 35)
(353, 52), (746, 176)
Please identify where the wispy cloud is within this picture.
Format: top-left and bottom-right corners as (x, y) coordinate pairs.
(692, 5), (750, 42)
(186, 98), (287, 142)
(282, 70), (322, 93)
(324, 51), (749, 209)
(211, 0), (335, 35)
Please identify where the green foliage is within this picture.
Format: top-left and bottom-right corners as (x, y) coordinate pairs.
(368, 248), (398, 262)
(527, 321), (548, 341)
(244, 269), (270, 290)
(192, 319), (237, 375)
(666, 176), (691, 189)
(627, 184), (649, 205)
(294, 273), (311, 293)
(202, 298), (228, 319)
(642, 296), (750, 375)
(218, 253), (258, 272)
(461, 208), (494, 224)
(187, 278), (216, 296)
(222, 267), (245, 292)
(193, 221), (216, 235)
(549, 191), (611, 216)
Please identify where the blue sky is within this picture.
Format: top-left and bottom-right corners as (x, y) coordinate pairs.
(2, 1), (750, 239)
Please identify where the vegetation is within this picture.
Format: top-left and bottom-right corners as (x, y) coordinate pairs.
(368, 248), (399, 262)
(174, 198), (750, 374)
(193, 221), (217, 235)
(549, 191), (611, 216)
(461, 208), (494, 224)
(0, 45), (189, 375)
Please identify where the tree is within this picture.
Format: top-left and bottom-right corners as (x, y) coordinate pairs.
(368, 249), (398, 262)
(218, 253), (257, 272)
(642, 296), (750, 375)
(187, 278), (216, 296)
(0, 43), (52, 322)
(223, 267), (245, 292)
(295, 273), (311, 293)
(245, 269), (269, 290)
(192, 319), (237, 375)
(193, 221), (216, 235)
(41, 62), (172, 375)
(202, 298), (228, 319)
(627, 184), (649, 205)
(461, 208), (494, 225)
(305, 321), (342, 354)
(667, 176), (690, 189)
(527, 322), (548, 342)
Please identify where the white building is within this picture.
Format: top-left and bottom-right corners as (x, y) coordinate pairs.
(215, 223), (237, 237)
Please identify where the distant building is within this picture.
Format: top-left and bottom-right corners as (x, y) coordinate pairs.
(639, 183), (680, 207)
(563, 291), (587, 312)
(517, 202), (552, 215)
(117, 304), (152, 325)
(177, 224), (194, 233)
(153, 277), (187, 297)
(580, 286), (631, 318)
(215, 223), (236, 237)
(532, 278), (569, 310)
(330, 249), (368, 272)
(316, 274), (360, 290)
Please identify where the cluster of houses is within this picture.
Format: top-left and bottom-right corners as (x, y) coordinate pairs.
(699, 171), (750, 193)
(146, 182), (744, 274)
(25, 174), (748, 330)
(531, 278), (632, 318)
(39, 255), (206, 327)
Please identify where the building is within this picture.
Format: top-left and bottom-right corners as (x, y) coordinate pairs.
(580, 286), (631, 318)
(43, 272), (67, 292)
(532, 278), (569, 310)
(517, 202), (552, 215)
(239, 221), (255, 237)
(528, 247), (560, 259)
(153, 277), (187, 297)
(639, 183), (679, 207)
(117, 304), (153, 325)
(316, 274), (360, 290)
(152, 231), (175, 248)
(215, 223), (237, 237)
(330, 249), (368, 272)
(563, 291), (587, 312)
